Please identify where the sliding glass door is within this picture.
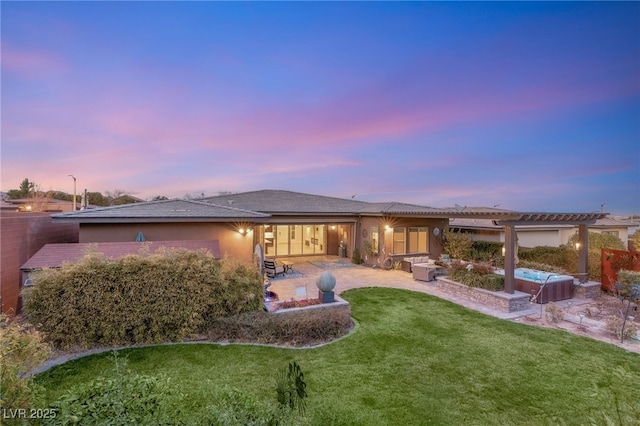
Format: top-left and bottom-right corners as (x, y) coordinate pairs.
(261, 224), (326, 257)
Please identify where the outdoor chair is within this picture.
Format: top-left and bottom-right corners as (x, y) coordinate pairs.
(264, 259), (286, 278)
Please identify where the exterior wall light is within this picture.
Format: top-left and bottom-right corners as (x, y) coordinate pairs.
(501, 245), (506, 256)
(575, 242), (581, 250)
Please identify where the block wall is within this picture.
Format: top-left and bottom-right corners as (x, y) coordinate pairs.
(1, 212), (78, 316)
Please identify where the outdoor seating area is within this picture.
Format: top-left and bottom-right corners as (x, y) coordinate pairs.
(263, 259), (285, 278)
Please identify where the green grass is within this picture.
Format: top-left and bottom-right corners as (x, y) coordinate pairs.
(35, 288), (640, 425)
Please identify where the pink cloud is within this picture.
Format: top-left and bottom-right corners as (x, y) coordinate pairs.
(1, 42), (68, 77)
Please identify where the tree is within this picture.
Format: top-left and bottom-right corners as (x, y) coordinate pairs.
(6, 178), (35, 199)
(566, 232), (626, 281)
(86, 191), (109, 207)
(151, 195), (169, 201)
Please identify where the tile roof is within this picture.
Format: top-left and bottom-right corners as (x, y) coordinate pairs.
(199, 190), (369, 214)
(21, 240), (221, 270)
(49, 189), (610, 225)
(52, 199), (269, 222)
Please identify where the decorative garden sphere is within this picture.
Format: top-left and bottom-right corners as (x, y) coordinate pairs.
(316, 271), (336, 292)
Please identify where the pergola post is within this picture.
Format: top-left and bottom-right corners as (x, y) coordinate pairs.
(504, 224), (516, 294)
(578, 224), (588, 276)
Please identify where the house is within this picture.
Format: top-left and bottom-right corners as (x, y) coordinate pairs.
(49, 189), (607, 296)
(449, 216), (636, 248)
(51, 190), (453, 265)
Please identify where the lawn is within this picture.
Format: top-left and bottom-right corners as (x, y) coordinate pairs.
(36, 287), (640, 425)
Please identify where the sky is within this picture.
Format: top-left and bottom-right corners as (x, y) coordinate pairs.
(1, 2), (639, 215)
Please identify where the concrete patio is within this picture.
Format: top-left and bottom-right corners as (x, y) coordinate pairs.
(264, 256), (594, 321)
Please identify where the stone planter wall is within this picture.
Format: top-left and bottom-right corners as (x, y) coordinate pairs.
(573, 281), (601, 299)
(436, 277), (530, 313)
(266, 295), (350, 316)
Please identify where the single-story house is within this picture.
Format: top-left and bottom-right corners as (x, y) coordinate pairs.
(449, 216), (636, 248)
(50, 190), (451, 266)
(49, 189), (607, 295)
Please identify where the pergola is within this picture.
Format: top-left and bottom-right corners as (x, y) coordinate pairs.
(434, 209), (608, 294)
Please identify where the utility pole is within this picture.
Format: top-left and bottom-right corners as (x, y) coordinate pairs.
(68, 174), (77, 211)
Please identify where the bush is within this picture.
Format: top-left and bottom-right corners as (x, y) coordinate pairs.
(443, 229), (473, 260)
(545, 302), (564, 323)
(46, 352), (179, 425)
(351, 248), (363, 265)
(448, 262), (504, 291)
(519, 246), (569, 268)
(604, 316), (639, 341)
(468, 241), (504, 262)
(566, 232), (626, 282)
(616, 269), (640, 297)
(207, 308), (353, 346)
(23, 249), (263, 349)
(0, 315), (51, 415)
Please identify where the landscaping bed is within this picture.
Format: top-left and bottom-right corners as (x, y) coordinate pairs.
(436, 276), (530, 312)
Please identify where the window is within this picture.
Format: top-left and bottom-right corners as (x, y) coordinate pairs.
(408, 227), (428, 253)
(393, 227), (406, 254)
(370, 226), (379, 255)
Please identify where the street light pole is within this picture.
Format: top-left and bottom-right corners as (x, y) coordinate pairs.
(68, 174), (76, 211)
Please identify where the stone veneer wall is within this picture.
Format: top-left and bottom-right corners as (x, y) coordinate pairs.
(573, 282), (601, 299)
(266, 295), (350, 316)
(436, 277), (531, 313)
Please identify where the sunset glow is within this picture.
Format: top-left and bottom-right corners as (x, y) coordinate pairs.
(2, 2), (638, 214)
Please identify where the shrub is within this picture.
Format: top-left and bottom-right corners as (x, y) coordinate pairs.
(519, 246), (569, 269)
(276, 362), (308, 415)
(604, 316), (639, 341)
(207, 308), (352, 346)
(468, 241), (504, 262)
(0, 315), (51, 415)
(566, 232), (626, 282)
(545, 302), (564, 323)
(351, 248), (363, 265)
(46, 352), (179, 425)
(448, 262), (504, 291)
(443, 229), (474, 260)
(23, 249), (263, 349)
(616, 269), (640, 297)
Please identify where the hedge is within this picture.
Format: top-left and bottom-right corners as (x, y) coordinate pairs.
(23, 249), (263, 349)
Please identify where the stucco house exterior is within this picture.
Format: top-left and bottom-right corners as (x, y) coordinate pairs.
(49, 189), (607, 296)
(51, 190), (451, 265)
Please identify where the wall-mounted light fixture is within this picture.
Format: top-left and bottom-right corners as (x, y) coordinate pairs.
(234, 222), (253, 236)
(331, 225), (336, 230)
(501, 245), (506, 256)
(575, 242), (581, 250)
(384, 224), (391, 230)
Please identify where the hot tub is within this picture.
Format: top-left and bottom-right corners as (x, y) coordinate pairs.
(495, 268), (575, 303)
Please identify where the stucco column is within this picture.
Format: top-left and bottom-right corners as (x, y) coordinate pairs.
(578, 224), (588, 277)
(504, 225), (516, 294)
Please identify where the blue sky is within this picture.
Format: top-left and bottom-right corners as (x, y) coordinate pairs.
(2, 2), (639, 214)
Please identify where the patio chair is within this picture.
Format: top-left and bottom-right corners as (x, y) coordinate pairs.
(264, 259), (286, 278)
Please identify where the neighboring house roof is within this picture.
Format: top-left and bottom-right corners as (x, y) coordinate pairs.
(52, 199), (270, 223)
(450, 216), (632, 230)
(20, 240), (221, 271)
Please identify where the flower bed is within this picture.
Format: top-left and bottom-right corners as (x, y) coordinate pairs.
(277, 298), (322, 310)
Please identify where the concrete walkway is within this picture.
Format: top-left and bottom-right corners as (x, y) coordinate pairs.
(266, 256), (594, 321)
